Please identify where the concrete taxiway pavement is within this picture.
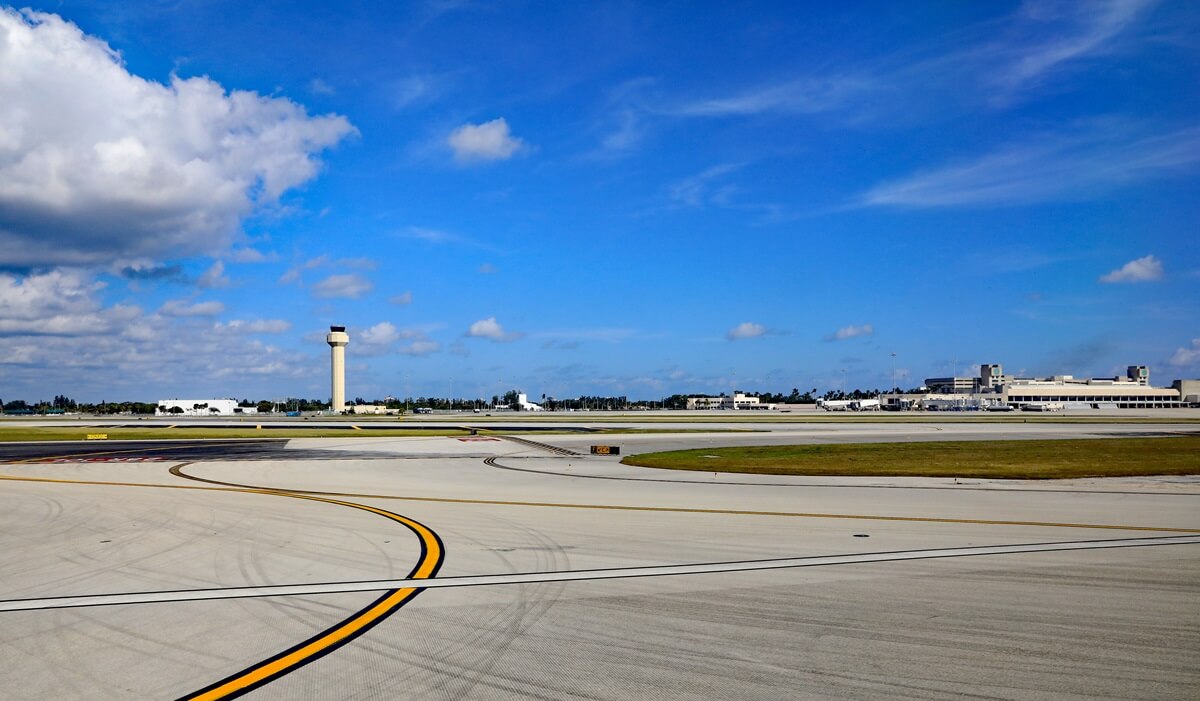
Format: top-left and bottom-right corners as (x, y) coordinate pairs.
(0, 419), (1197, 699)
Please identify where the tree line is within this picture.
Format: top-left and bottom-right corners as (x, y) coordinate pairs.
(2, 386), (922, 415)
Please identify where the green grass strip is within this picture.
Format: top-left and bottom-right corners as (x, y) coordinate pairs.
(621, 436), (1200, 479)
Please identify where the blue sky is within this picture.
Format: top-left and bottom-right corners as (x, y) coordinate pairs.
(0, 0), (1197, 402)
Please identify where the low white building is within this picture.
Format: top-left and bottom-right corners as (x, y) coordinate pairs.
(516, 393), (544, 411)
(686, 392), (775, 410)
(348, 404), (398, 415)
(157, 399), (242, 416)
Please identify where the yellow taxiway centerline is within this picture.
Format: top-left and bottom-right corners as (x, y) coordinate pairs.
(176, 492), (442, 700)
(1, 470), (1196, 534)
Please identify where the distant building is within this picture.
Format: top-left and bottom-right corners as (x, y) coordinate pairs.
(1173, 380), (1200, 405)
(157, 399), (244, 416)
(516, 393), (544, 411)
(686, 392), (775, 410)
(892, 364), (1187, 410)
(347, 404), (398, 415)
(922, 376), (978, 394)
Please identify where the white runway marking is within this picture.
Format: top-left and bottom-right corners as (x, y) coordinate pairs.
(3, 535), (1197, 613)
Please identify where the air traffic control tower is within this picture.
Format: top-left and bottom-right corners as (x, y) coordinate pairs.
(326, 325), (349, 413)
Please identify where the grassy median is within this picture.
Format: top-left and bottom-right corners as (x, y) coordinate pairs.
(620, 437), (1200, 479)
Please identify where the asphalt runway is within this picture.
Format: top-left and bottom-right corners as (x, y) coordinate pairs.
(0, 439), (415, 464)
(1, 422), (1197, 699)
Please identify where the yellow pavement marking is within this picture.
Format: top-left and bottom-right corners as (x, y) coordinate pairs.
(180, 491), (441, 701)
(167, 465), (1200, 534)
(3, 468), (1189, 534)
(352, 425), (363, 431)
(0, 468), (444, 699)
(2, 463), (1196, 696)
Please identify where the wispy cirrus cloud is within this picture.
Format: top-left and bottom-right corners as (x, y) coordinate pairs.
(214, 319), (291, 334)
(666, 77), (872, 118)
(534, 328), (635, 344)
(280, 255), (376, 286)
(397, 226), (502, 254)
(403, 227), (460, 244)
(308, 78), (336, 96)
(1099, 254), (1163, 283)
(993, 0), (1155, 98)
(860, 123), (1200, 208)
(160, 298), (224, 317)
(659, 0), (1157, 122)
(668, 164), (743, 207)
(279, 255), (329, 285)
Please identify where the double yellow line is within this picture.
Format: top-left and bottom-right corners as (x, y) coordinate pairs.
(0, 463), (442, 701)
(179, 491), (443, 701)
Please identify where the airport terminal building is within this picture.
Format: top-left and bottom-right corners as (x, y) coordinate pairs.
(885, 365), (1193, 410)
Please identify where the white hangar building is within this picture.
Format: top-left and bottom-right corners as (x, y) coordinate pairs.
(156, 399), (251, 416)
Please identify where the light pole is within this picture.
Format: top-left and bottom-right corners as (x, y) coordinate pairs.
(890, 352), (897, 393)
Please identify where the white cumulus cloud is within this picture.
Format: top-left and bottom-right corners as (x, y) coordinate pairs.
(1099, 254), (1163, 283)
(447, 118), (524, 163)
(401, 340), (440, 356)
(1168, 339), (1200, 367)
(312, 273), (373, 299)
(0, 269), (314, 396)
(825, 324), (874, 341)
(360, 321), (401, 346)
(726, 322), (766, 340)
(357, 321), (438, 356)
(467, 316), (522, 342)
(0, 8), (355, 267)
(0, 269), (138, 335)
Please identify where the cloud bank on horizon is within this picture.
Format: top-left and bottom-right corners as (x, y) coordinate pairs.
(0, 1), (1197, 402)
